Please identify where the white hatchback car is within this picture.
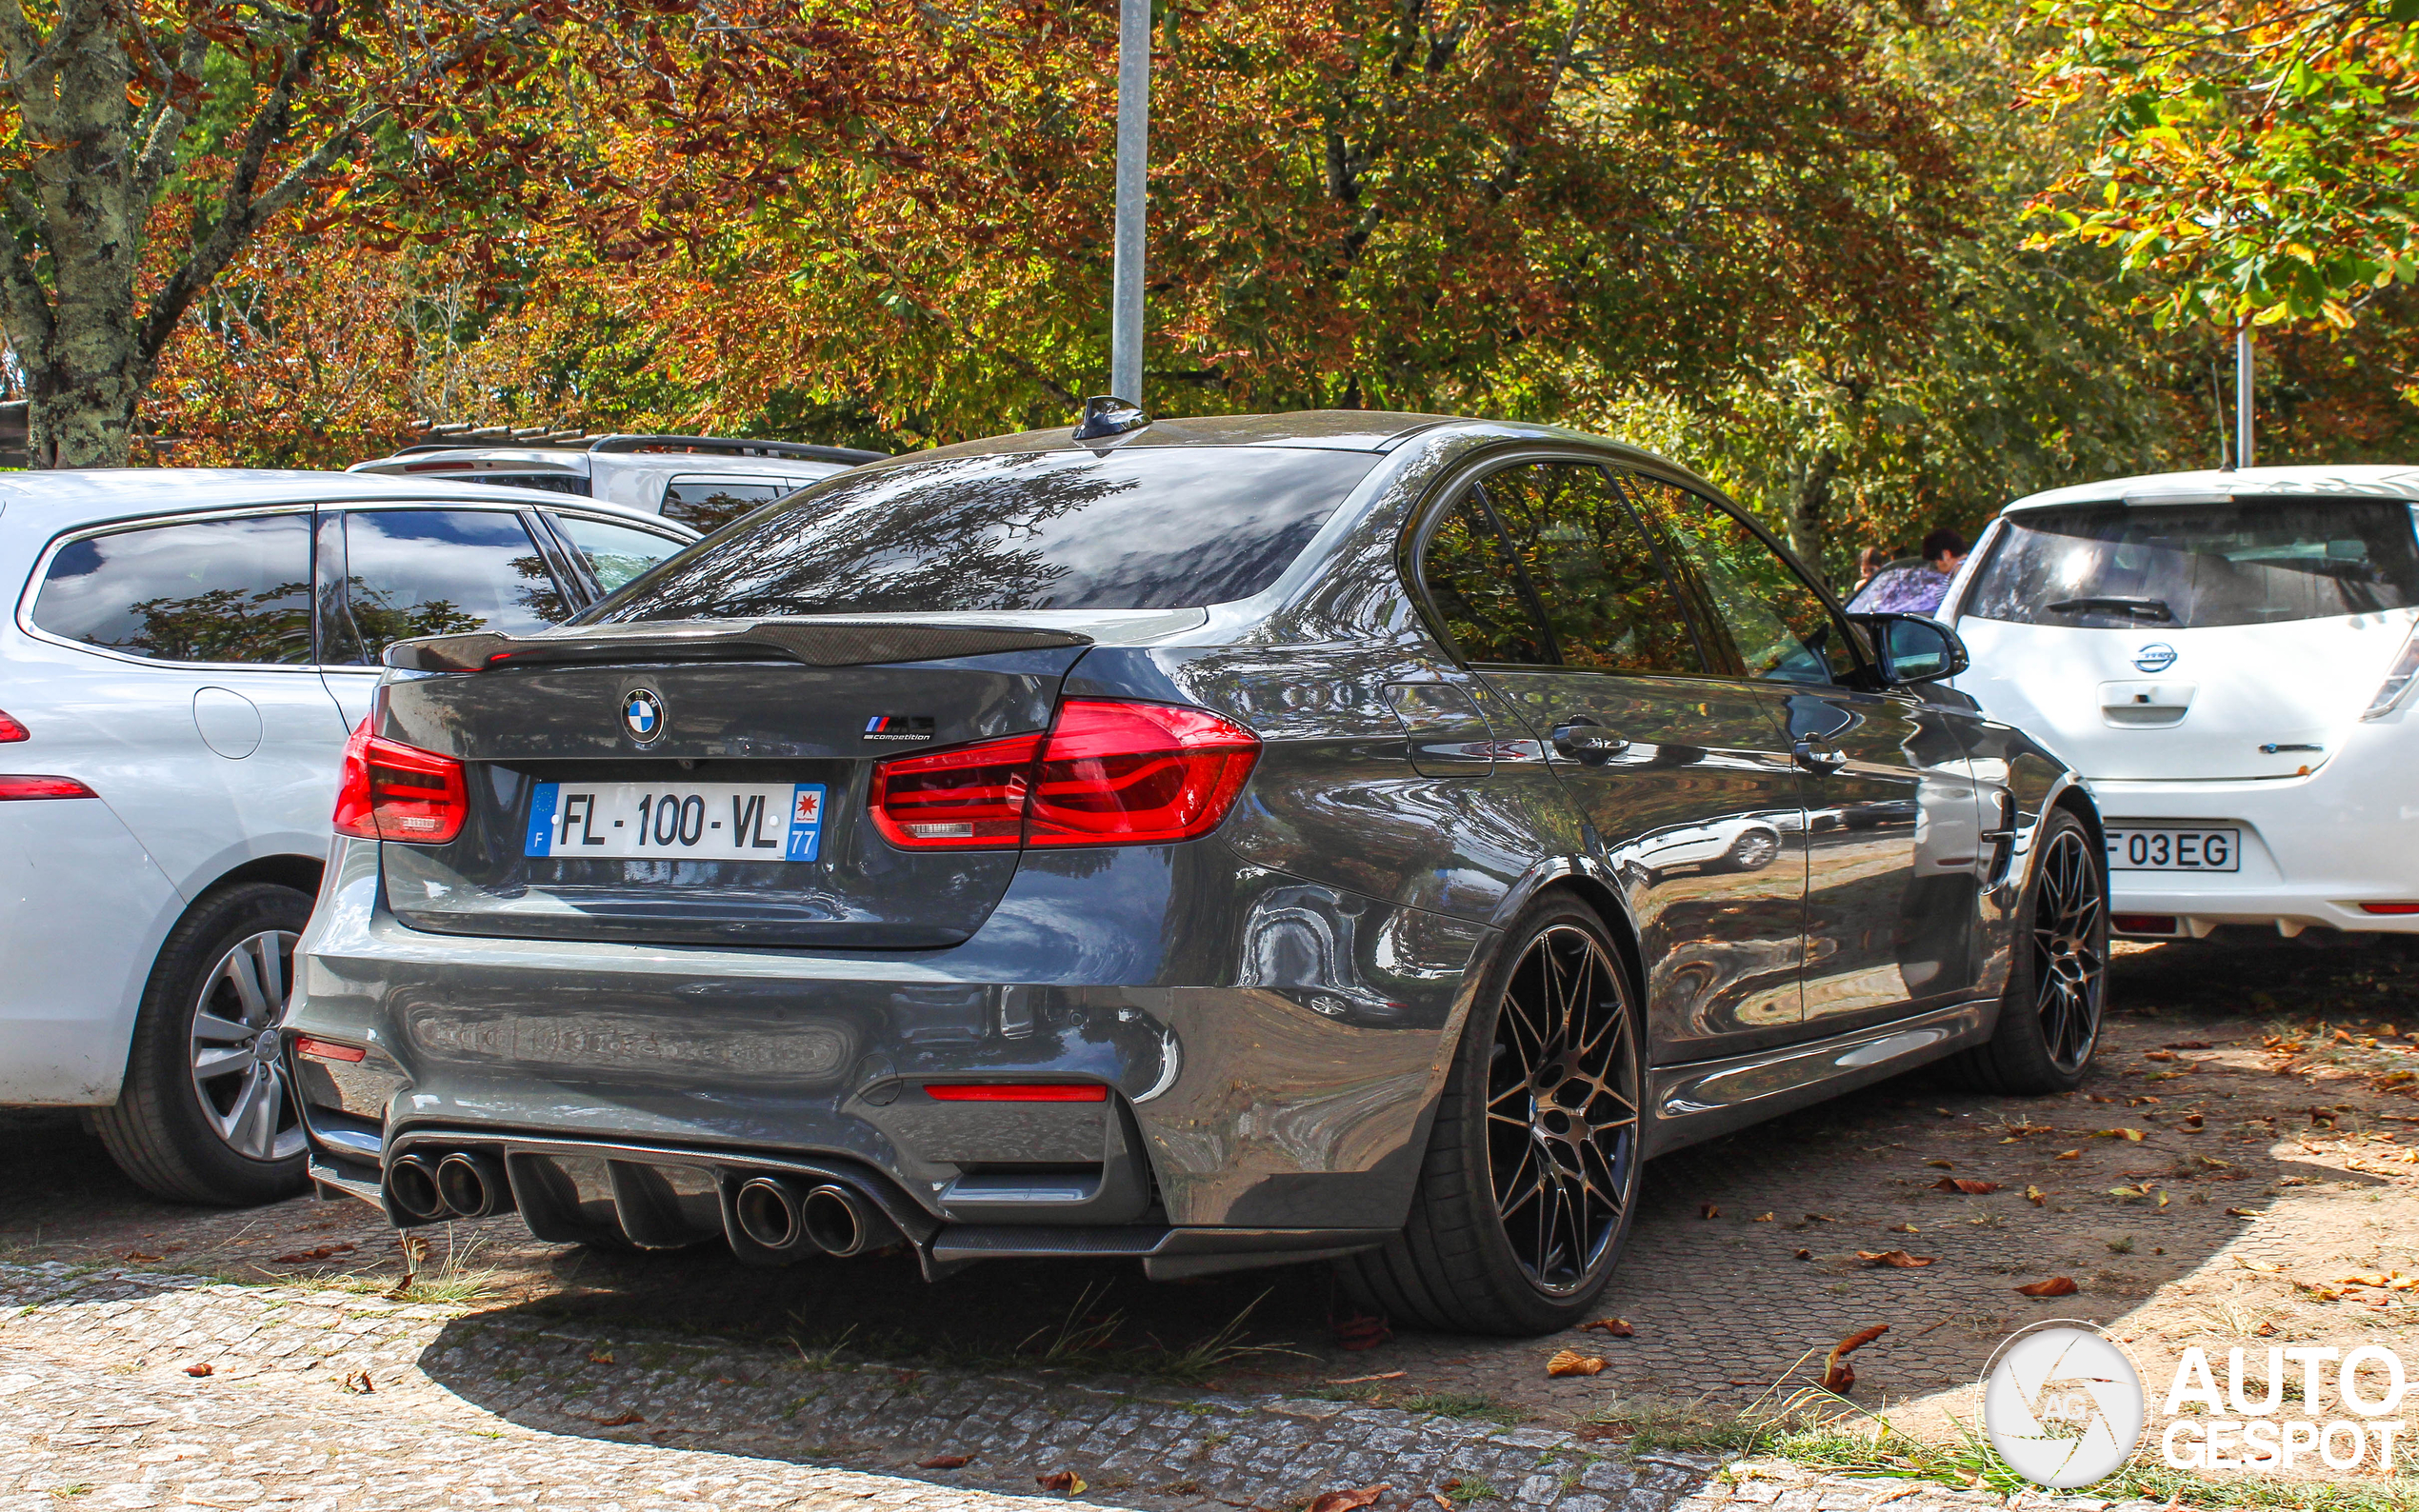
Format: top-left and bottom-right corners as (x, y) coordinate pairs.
(348, 432), (885, 531)
(1938, 465), (2419, 941)
(0, 470), (694, 1204)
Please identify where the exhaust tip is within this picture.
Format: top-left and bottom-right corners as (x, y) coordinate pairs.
(733, 1177), (802, 1250)
(387, 1154), (448, 1223)
(801, 1184), (870, 1258)
(435, 1153), (501, 1218)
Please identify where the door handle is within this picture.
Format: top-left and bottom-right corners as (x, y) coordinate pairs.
(1792, 737), (1847, 776)
(1550, 720), (1631, 766)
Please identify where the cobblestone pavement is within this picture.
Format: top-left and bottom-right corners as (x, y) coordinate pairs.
(3, 935), (2415, 1507)
(0, 1262), (2173, 1512)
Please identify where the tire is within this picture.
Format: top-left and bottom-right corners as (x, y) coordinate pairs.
(1720, 827), (1781, 873)
(1336, 895), (1647, 1336)
(93, 883), (313, 1205)
(1952, 807), (2108, 1096)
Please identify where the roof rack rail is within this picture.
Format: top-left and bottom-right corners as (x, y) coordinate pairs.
(585, 434), (889, 465)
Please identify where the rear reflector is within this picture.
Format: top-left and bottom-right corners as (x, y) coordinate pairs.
(924, 1083), (1110, 1103)
(2111, 913), (2180, 935)
(2359, 903), (2419, 916)
(293, 1036), (368, 1064)
(0, 774), (95, 801)
(0, 709), (25, 743)
(870, 699), (1259, 851)
(332, 718), (469, 844)
(2362, 623), (2419, 720)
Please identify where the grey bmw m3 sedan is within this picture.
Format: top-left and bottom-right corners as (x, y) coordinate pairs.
(286, 408), (2107, 1336)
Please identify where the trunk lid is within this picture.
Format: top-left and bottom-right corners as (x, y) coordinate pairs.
(375, 617), (1097, 946)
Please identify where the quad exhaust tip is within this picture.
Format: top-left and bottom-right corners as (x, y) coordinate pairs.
(733, 1176), (805, 1251)
(386, 1154), (446, 1223)
(435, 1152), (507, 1218)
(730, 1175), (898, 1259)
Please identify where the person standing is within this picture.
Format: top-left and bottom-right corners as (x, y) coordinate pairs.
(1848, 527), (1968, 614)
(1851, 546), (1893, 598)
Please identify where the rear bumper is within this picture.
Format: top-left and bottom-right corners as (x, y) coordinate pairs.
(288, 830), (1492, 1248)
(2094, 720), (2419, 933)
(0, 800), (183, 1104)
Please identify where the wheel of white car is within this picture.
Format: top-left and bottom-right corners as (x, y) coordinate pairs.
(1722, 827), (1781, 872)
(93, 882), (313, 1205)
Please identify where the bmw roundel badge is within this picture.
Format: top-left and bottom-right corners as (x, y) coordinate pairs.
(622, 687), (667, 744)
(2132, 643), (2178, 673)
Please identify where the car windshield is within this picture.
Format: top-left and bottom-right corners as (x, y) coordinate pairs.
(583, 446), (1380, 620)
(1963, 497), (2419, 629)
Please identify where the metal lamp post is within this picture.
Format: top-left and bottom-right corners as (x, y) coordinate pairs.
(1110, 0), (1150, 407)
(2235, 323), (2255, 470)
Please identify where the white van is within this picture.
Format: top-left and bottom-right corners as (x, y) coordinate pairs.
(1939, 465), (2419, 941)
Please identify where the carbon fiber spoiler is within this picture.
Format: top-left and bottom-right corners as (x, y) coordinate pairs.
(384, 620), (1094, 673)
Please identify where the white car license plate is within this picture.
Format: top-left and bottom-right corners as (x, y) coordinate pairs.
(525, 782), (826, 862)
(2105, 826), (2239, 872)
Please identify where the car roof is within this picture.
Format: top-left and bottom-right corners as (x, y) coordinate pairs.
(2002, 464), (2419, 514)
(349, 450), (855, 479)
(0, 468), (696, 537)
(900, 409), (1462, 460)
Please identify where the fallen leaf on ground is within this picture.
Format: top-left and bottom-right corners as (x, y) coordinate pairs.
(1036, 1471), (1088, 1495)
(1752, 1212), (1773, 1222)
(2089, 1093), (2116, 1104)
(2093, 1128), (2147, 1142)
(1931, 1178), (2000, 1195)
(1856, 1250), (1936, 1267)
(1925, 1159), (1955, 1169)
(2054, 1149), (2081, 1160)
(919, 1454), (973, 1469)
(2182, 1114), (2206, 1129)
(2015, 1277), (2079, 1298)
(2226, 1207), (2257, 1217)
(1794, 1248), (1813, 1261)
(1699, 1203), (1719, 1219)
(1324, 1371), (1407, 1385)
(121, 1251), (162, 1263)
(2166, 1041), (2213, 1050)
(1886, 1223), (1919, 1234)
(1306, 1484), (1389, 1512)
(1804, 1212), (1836, 1223)
(2144, 1050), (2176, 1063)
(1547, 1349), (1607, 1377)
(2024, 1185), (2046, 1206)
(589, 1348), (614, 1365)
(1578, 1318), (1635, 1337)
(1333, 1314), (1391, 1351)
(1818, 1323), (1888, 1392)
(2235, 1257), (2285, 1273)
(340, 1370), (372, 1394)
(183, 1363), (212, 1378)
(274, 1243), (357, 1263)
(595, 1410), (645, 1427)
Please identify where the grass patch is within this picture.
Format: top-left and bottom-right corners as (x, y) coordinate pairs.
(1398, 1392), (1525, 1426)
(1439, 1477), (1501, 1505)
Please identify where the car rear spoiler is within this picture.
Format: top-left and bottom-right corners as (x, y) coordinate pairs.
(385, 621), (1094, 673)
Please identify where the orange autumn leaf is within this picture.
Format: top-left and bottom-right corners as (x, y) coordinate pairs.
(1547, 1349), (1607, 1377)
(2015, 1277), (2079, 1297)
(1856, 1250), (1936, 1267)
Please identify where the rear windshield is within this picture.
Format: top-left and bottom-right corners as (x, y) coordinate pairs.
(586, 447), (1379, 620)
(1964, 498), (2419, 629)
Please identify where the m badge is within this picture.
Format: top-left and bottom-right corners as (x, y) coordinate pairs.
(862, 716), (936, 743)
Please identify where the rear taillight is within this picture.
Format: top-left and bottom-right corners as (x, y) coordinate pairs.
(332, 718), (468, 844)
(924, 1083), (1109, 1103)
(2360, 903), (2419, 916)
(0, 709), (26, 743)
(2363, 623), (2419, 720)
(293, 1035), (368, 1064)
(870, 699), (1260, 851)
(0, 775), (94, 800)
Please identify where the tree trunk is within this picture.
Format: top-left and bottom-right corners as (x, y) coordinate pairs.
(1788, 448), (1841, 588)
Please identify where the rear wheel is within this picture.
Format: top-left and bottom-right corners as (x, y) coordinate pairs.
(94, 883), (312, 1205)
(1954, 808), (2107, 1095)
(1336, 897), (1645, 1335)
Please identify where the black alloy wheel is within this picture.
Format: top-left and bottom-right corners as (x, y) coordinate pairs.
(1953, 807), (2109, 1095)
(1338, 897), (1646, 1334)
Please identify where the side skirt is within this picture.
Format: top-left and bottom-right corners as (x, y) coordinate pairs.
(1644, 999), (1994, 1160)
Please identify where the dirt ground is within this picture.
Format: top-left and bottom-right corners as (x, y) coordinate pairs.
(4, 928), (2414, 1462)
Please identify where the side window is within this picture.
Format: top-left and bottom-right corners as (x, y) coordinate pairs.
(661, 476), (797, 533)
(1418, 490), (1553, 664)
(330, 509), (570, 664)
(550, 514), (689, 594)
(1479, 462), (1705, 675)
(31, 513), (313, 665)
(1625, 474), (1859, 686)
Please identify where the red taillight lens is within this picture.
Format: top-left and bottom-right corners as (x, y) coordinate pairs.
(2360, 903), (2419, 916)
(1026, 700), (1260, 846)
(868, 700), (1260, 851)
(293, 1035), (368, 1064)
(867, 731), (1043, 848)
(0, 774), (94, 800)
(0, 709), (26, 743)
(332, 718), (468, 845)
(924, 1083), (1109, 1103)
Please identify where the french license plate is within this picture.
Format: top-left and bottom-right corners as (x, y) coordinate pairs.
(2105, 826), (2239, 872)
(525, 782), (825, 862)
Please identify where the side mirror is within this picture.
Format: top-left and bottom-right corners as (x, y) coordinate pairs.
(1857, 613), (1970, 686)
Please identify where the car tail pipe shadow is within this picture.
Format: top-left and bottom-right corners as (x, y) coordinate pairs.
(724, 1175), (902, 1265)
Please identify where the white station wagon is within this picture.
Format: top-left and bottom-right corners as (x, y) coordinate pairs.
(1939, 465), (2419, 941)
(0, 470), (694, 1204)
